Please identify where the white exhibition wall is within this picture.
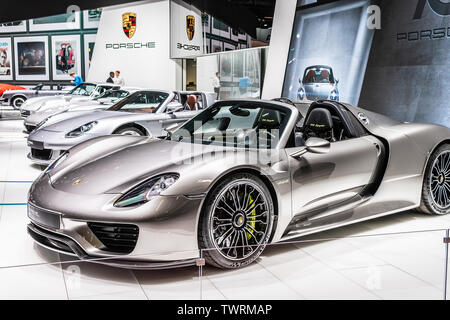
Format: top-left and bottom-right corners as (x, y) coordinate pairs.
(196, 55), (219, 92)
(261, 0), (297, 99)
(87, 0), (182, 90)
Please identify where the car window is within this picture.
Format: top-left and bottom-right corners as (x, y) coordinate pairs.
(303, 67), (334, 84)
(173, 103), (290, 149)
(93, 90), (129, 100)
(108, 91), (169, 113)
(69, 83), (96, 95)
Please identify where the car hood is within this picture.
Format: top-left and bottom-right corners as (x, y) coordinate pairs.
(39, 110), (121, 132)
(22, 95), (72, 112)
(50, 138), (217, 195)
(41, 110), (165, 133)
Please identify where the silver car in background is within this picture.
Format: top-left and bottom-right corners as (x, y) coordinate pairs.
(298, 65), (339, 102)
(27, 90), (216, 165)
(24, 88), (139, 133)
(27, 99), (450, 269)
(20, 83), (119, 121)
(1, 83), (72, 109)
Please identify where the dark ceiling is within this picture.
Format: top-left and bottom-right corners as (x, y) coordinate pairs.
(1, 0), (277, 38)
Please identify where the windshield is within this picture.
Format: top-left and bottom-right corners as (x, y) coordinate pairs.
(171, 102), (290, 149)
(303, 66), (334, 84)
(108, 91), (169, 113)
(93, 90), (130, 100)
(68, 83), (97, 96)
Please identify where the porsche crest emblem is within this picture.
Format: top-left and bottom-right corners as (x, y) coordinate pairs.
(186, 15), (195, 41)
(73, 179), (82, 186)
(122, 12), (137, 39)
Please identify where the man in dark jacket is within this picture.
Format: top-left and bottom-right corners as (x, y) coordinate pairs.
(106, 71), (114, 84)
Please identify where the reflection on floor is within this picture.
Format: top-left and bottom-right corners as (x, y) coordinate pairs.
(1, 119), (450, 300)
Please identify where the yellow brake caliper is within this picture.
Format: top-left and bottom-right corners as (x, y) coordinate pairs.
(247, 194), (256, 240)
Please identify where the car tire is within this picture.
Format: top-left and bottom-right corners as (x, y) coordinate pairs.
(198, 172), (274, 269)
(11, 96), (26, 109)
(114, 126), (145, 136)
(419, 144), (450, 215)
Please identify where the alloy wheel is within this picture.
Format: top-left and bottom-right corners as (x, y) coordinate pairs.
(209, 180), (270, 261)
(430, 150), (450, 210)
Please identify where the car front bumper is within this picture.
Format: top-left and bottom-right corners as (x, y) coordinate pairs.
(27, 174), (204, 268)
(27, 130), (94, 165)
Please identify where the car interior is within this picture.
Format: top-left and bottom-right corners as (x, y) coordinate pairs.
(178, 93), (203, 110)
(291, 101), (365, 147)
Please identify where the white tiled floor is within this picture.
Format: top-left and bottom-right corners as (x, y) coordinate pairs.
(1, 119), (450, 300)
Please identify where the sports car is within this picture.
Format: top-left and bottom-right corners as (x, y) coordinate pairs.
(27, 99), (450, 269)
(23, 88), (138, 133)
(298, 65), (339, 102)
(20, 82), (119, 120)
(1, 83), (72, 109)
(27, 90), (216, 165)
(0, 83), (25, 97)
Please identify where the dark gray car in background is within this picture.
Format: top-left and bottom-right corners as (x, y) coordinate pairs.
(0, 83), (72, 109)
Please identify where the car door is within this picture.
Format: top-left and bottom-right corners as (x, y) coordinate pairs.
(287, 133), (381, 220)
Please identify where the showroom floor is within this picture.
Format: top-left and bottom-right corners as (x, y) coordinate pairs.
(1, 115), (450, 300)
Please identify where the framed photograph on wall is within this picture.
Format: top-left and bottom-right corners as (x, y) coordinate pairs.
(223, 42), (236, 51)
(83, 8), (102, 29)
(83, 34), (97, 79)
(29, 12), (80, 31)
(211, 39), (223, 53)
(0, 38), (13, 80)
(0, 21), (27, 33)
(231, 28), (239, 42)
(212, 18), (230, 39)
(202, 13), (210, 34)
(14, 36), (49, 81)
(51, 35), (81, 81)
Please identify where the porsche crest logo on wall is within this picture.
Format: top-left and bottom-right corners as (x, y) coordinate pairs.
(122, 12), (137, 39)
(186, 15), (195, 41)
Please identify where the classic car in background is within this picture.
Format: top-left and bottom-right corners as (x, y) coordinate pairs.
(23, 88), (138, 133)
(27, 90), (216, 165)
(297, 65), (339, 102)
(20, 82), (119, 121)
(27, 99), (450, 269)
(0, 83), (25, 97)
(0, 83), (72, 109)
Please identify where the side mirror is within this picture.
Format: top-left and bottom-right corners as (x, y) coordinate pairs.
(166, 102), (183, 114)
(163, 123), (180, 137)
(335, 79), (339, 84)
(290, 137), (330, 159)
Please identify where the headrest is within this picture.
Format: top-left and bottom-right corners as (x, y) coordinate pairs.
(258, 109), (281, 129)
(305, 108), (333, 132)
(186, 95), (198, 110)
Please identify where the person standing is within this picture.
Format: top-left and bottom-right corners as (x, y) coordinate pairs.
(212, 72), (221, 99)
(114, 70), (125, 86)
(70, 72), (83, 86)
(106, 71), (114, 84)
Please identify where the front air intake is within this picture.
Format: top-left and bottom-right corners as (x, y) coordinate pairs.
(88, 222), (139, 254)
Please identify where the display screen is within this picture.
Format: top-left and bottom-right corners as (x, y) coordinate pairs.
(282, 0), (450, 127)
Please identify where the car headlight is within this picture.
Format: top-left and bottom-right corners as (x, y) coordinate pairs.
(66, 121), (97, 138)
(330, 90), (338, 100)
(298, 88), (305, 100)
(114, 174), (179, 208)
(45, 152), (69, 174)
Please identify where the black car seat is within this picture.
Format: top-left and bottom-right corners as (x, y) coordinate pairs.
(303, 107), (335, 142)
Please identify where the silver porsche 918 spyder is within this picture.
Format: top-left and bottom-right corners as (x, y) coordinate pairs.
(27, 99), (450, 269)
(27, 90), (216, 166)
